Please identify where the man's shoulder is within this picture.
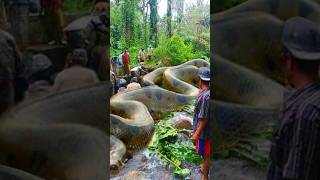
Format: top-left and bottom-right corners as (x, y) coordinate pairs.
(198, 89), (210, 102)
(297, 92), (320, 122)
(201, 89), (210, 99)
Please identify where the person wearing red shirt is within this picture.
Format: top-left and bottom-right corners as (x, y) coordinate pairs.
(122, 50), (130, 76)
(40, 0), (65, 45)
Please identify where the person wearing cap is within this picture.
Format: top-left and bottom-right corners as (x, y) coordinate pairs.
(191, 66), (211, 180)
(26, 54), (54, 99)
(51, 48), (99, 93)
(117, 78), (127, 93)
(267, 17), (320, 180)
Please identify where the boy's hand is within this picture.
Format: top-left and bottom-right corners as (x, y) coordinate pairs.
(191, 133), (200, 145)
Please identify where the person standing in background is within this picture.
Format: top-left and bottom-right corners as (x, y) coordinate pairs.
(138, 48), (145, 64)
(147, 46), (153, 61)
(92, 0), (108, 15)
(122, 50), (131, 76)
(40, 0), (65, 45)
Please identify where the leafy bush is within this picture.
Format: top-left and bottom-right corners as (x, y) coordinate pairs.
(148, 112), (202, 177)
(152, 35), (201, 66)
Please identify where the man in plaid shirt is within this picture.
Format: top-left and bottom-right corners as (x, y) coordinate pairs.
(268, 17), (320, 180)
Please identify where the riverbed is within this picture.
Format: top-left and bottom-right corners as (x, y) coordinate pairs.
(111, 111), (269, 180)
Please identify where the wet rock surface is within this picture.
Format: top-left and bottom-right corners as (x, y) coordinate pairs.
(111, 112), (269, 180)
(111, 149), (267, 180)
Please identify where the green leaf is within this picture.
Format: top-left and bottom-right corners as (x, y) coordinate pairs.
(174, 168), (190, 177)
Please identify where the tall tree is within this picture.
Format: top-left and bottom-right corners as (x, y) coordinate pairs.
(140, 0), (149, 48)
(167, 0), (172, 37)
(149, 0), (158, 47)
(121, 0), (139, 48)
(174, 0), (184, 24)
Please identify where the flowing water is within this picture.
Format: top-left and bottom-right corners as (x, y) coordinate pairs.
(111, 112), (268, 180)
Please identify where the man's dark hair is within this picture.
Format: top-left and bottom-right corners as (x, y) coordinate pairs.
(283, 47), (320, 73)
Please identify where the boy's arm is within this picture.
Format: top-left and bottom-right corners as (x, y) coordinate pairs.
(191, 93), (210, 144)
(192, 118), (208, 144)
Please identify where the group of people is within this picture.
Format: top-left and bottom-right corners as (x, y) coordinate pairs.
(111, 47), (153, 78)
(0, 24), (107, 116)
(138, 46), (153, 63)
(27, 48), (100, 99)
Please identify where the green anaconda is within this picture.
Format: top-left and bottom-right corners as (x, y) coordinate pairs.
(0, 83), (110, 179)
(213, 0), (320, 83)
(110, 54), (284, 174)
(210, 0), (320, 154)
(211, 0), (320, 132)
(110, 59), (209, 173)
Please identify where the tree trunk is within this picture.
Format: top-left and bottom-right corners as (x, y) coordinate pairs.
(149, 0), (158, 47)
(140, 0), (149, 48)
(167, 0), (172, 38)
(175, 0), (184, 25)
(122, 0), (134, 47)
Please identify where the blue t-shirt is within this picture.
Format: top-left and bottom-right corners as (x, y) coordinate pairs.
(193, 88), (210, 140)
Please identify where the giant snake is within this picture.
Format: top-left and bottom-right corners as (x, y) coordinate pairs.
(113, 0), (320, 175)
(110, 59), (209, 172)
(1, 0), (320, 178)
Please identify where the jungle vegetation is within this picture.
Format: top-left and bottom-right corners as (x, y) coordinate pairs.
(110, 0), (210, 66)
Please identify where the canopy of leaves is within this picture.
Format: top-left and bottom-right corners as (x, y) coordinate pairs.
(111, 0), (210, 67)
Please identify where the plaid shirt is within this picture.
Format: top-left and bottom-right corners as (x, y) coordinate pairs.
(268, 81), (320, 180)
(193, 88), (210, 140)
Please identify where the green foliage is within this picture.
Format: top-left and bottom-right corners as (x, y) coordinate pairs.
(111, 1), (210, 66)
(148, 113), (202, 178)
(64, 0), (91, 13)
(111, 0), (145, 65)
(151, 35), (202, 66)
